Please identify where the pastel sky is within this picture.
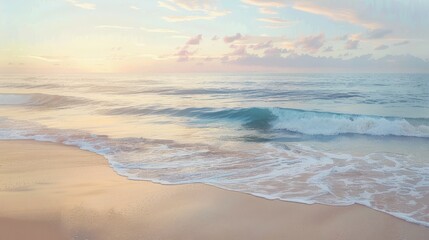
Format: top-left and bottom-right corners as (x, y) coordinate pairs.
(1, 0), (429, 73)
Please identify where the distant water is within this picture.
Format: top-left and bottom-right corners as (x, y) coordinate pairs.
(0, 73), (428, 227)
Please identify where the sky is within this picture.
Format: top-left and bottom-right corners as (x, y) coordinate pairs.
(1, 0), (429, 73)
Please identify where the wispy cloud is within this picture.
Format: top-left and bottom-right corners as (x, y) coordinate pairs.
(141, 27), (178, 33)
(293, 2), (380, 29)
(163, 15), (220, 22)
(158, 1), (178, 11)
(168, 0), (221, 12)
(163, 0), (229, 22)
(259, 7), (278, 15)
(257, 17), (289, 24)
(366, 28), (392, 39)
(241, 0), (285, 8)
(375, 44), (389, 51)
(25, 55), (64, 62)
(258, 17), (293, 28)
(130, 6), (140, 11)
(241, 0), (285, 16)
(394, 40), (410, 46)
(65, 0), (95, 10)
(170, 35), (190, 39)
(96, 25), (133, 30)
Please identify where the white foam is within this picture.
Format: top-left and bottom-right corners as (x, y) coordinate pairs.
(1, 117), (428, 227)
(271, 108), (429, 137)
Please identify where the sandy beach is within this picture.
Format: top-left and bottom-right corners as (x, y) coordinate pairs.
(0, 140), (427, 240)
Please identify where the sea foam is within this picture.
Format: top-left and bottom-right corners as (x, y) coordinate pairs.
(270, 107), (429, 137)
(1, 116), (428, 227)
(107, 106), (429, 138)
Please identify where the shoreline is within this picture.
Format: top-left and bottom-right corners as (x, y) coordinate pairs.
(3, 138), (428, 228)
(1, 140), (428, 240)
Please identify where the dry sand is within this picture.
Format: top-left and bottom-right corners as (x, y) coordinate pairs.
(0, 140), (428, 240)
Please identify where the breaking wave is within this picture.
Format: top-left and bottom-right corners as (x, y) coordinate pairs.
(0, 117), (428, 227)
(107, 106), (429, 138)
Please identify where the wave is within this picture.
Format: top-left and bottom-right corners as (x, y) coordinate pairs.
(0, 116), (428, 227)
(107, 106), (429, 138)
(0, 93), (90, 108)
(270, 108), (429, 137)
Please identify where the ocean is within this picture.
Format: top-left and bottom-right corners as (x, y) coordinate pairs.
(0, 73), (428, 226)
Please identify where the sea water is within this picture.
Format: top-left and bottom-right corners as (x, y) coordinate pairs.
(0, 73), (428, 226)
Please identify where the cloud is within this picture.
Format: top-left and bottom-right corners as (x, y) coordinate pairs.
(174, 47), (196, 62)
(229, 46), (248, 56)
(224, 33), (243, 43)
(323, 46), (333, 52)
(230, 53), (429, 72)
(394, 40), (410, 46)
(65, 0), (95, 10)
(170, 35), (190, 39)
(241, 0), (285, 16)
(25, 55), (65, 63)
(345, 39), (359, 50)
(173, 33), (204, 62)
(260, 8), (278, 15)
(335, 34), (349, 41)
(249, 41), (273, 50)
(288, 0), (429, 40)
(164, 0), (229, 21)
(257, 17), (289, 24)
(264, 25), (292, 29)
(130, 6), (140, 11)
(158, 1), (178, 11)
(241, 0), (285, 8)
(240, 0), (429, 34)
(263, 47), (288, 57)
(293, 2), (379, 29)
(168, 0), (218, 11)
(375, 44), (389, 51)
(186, 34), (203, 45)
(366, 28), (392, 39)
(258, 17), (293, 28)
(295, 33), (325, 53)
(96, 25), (133, 30)
(141, 27), (178, 33)
(163, 14), (222, 22)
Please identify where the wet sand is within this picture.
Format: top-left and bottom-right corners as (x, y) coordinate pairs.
(0, 140), (427, 240)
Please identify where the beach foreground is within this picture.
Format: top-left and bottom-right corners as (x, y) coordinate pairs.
(0, 140), (427, 240)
